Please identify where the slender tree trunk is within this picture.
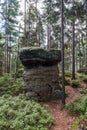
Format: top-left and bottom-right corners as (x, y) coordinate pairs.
(38, 17), (41, 47)
(24, 0), (27, 36)
(72, 0), (75, 79)
(75, 35), (78, 71)
(61, 0), (65, 105)
(8, 33), (11, 73)
(4, 0), (8, 73)
(7, 35), (9, 73)
(47, 24), (51, 49)
(36, 0), (38, 45)
(75, 45), (77, 71)
(81, 34), (85, 68)
(28, 7), (31, 44)
(16, 25), (21, 75)
(85, 0), (87, 72)
(4, 37), (7, 73)
(78, 36), (82, 69)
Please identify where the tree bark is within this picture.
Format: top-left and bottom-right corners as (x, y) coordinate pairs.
(72, 0), (75, 79)
(85, 0), (87, 72)
(4, 0), (8, 73)
(47, 23), (51, 50)
(24, 0), (27, 36)
(61, 0), (65, 105)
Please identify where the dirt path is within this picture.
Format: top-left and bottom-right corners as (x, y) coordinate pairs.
(43, 85), (87, 130)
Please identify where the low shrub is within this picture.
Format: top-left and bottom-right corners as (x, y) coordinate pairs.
(0, 74), (23, 96)
(79, 88), (87, 94)
(71, 79), (80, 87)
(70, 118), (80, 130)
(83, 76), (87, 84)
(78, 74), (85, 79)
(0, 94), (54, 130)
(66, 96), (87, 117)
(77, 74), (87, 84)
(59, 74), (71, 86)
(65, 71), (72, 77)
(70, 117), (87, 130)
(65, 78), (71, 85)
(15, 68), (24, 78)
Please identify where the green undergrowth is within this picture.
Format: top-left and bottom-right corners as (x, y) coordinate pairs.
(0, 74), (23, 96)
(59, 74), (71, 86)
(75, 73), (87, 84)
(0, 94), (54, 130)
(83, 76), (87, 84)
(70, 117), (87, 130)
(66, 96), (87, 117)
(65, 78), (71, 85)
(79, 88), (87, 94)
(61, 71), (87, 87)
(66, 96), (87, 129)
(71, 79), (80, 87)
(65, 71), (72, 77)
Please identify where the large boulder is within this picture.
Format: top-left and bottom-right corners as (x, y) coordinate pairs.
(19, 47), (61, 68)
(19, 47), (62, 101)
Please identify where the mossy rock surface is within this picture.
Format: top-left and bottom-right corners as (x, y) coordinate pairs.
(19, 47), (61, 68)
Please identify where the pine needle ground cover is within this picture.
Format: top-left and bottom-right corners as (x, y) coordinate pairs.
(0, 94), (54, 130)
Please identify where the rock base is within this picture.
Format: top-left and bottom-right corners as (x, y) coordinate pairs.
(23, 65), (62, 101)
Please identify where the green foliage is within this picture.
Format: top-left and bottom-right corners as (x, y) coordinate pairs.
(15, 68), (24, 78)
(66, 96), (87, 117)
(65, 78), (71, 86)
(67, 96), (87, 130)
(83, 76), (87, 84)
(79, 88), (87, 94)
(78, 74), (87, 84)
(70, 118), (80, 130)
(0, 74), (23, 96)
(65, 71), (72, 77)
(0, 94), (54, 130)
(0, 0), (20, 46)
(71, 80), (80, 87)
(70, 117), (87, 130)
(59, 74), (71, 86)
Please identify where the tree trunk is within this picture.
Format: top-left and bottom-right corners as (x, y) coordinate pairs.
(24, 0), (27, 36)
(79, 36), (82, 69)
(47, 24), (51, 49)
(28, 8), (31, 44)
(8, 34), (11, 73)
(61, 0), (65, 105)
(85, 0), (87, 72)
(4, 0), (8, 73)
(72, 0), (75, 79)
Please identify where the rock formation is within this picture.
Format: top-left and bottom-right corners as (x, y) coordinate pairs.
(19, 47), (62, 101)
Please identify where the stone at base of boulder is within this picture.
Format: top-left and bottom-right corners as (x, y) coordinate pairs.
(25, 90), (63, 101)
(23, 65), (61, 101)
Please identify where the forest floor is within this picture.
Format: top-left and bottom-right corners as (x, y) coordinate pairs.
(42, 82), (87, 130)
